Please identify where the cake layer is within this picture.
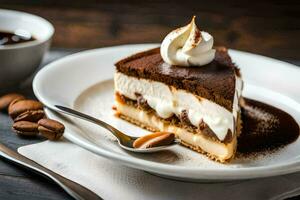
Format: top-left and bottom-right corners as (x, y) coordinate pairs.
(117, 93), (235, 143)
(115, 47), (239, 111)
(115, 101), (237, 162)
(115, 72), (242, 141)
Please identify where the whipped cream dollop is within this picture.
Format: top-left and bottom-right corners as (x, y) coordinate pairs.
(160, 16), (215, 67)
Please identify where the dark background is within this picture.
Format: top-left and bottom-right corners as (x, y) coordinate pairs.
(1, 0), (300, 60)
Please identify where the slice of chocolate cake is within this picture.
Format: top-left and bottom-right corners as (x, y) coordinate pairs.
(114, 17), (243, 162)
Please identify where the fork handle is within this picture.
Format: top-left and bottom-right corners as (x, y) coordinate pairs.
(0, 143), (102, 200)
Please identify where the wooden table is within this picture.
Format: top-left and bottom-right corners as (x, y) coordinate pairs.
(0, 50), (299, 200)
(1, 0), (300, 60)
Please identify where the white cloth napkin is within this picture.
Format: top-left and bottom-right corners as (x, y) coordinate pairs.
(18, 140), (300, 200)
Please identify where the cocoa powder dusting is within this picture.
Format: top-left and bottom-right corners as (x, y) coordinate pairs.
(237, 98), (299, 155)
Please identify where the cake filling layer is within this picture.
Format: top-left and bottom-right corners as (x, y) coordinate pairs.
(117, 93), (234, 143)
(115, 72), (242, 141)
(115, 101), (236, 161)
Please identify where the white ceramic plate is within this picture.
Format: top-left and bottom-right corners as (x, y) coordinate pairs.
(33, 44), (300, 182)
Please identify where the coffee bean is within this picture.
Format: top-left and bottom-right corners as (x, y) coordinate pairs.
(8, 100), (43, 119)
(9, 97), (25, 109)
(12, 121), (39, 136)
(14, 110), (45, 122)
(0, 93), (25, 111)
(38, 119), (65, 140)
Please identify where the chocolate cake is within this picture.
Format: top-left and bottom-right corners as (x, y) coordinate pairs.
(113, 17), (243, 162)
(116, 47), (237, 111)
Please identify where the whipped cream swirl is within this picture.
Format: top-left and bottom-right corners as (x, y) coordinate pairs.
(161, 16), (215, 67)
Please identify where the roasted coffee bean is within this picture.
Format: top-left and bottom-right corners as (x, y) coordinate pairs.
(9, 96), (27, 107)
(12, 121), (39, 136)
(8, 100), (43, 119)
(14, 110), (45, 122)
(38, 119), (65, 140)
(0, 93), (25, 111)
(8, 98), (26, 113)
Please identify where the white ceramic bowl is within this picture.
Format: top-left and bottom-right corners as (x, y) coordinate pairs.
(0, 9), (54, 91)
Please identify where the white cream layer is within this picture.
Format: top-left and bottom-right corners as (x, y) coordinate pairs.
(114, 72), (242, 141)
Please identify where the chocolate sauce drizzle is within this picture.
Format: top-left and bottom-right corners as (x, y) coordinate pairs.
(238, 98), (300, 154)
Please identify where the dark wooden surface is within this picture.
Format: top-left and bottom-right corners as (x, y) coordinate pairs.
(0, 49), (299, 200)
(0, 0), (299, 59)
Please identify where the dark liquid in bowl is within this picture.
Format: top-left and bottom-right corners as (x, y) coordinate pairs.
(0, 30), (36, 46)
